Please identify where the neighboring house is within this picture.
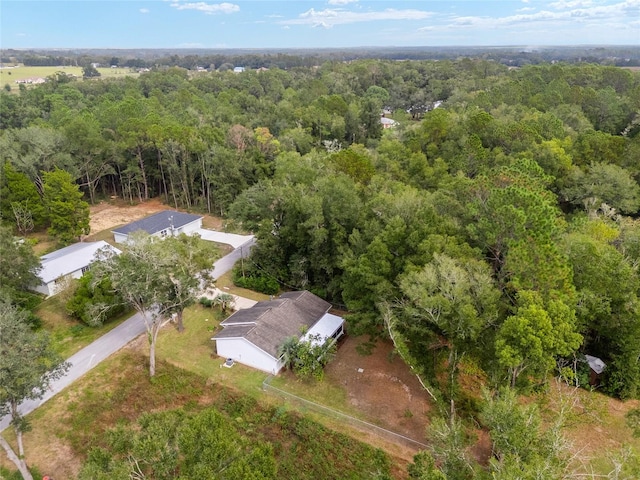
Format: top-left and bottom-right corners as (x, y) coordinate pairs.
(213, 291), (345, 375)
(233, 66), (246, 73)
(112, 210), (203, 244)
(33, 241), (121, 297)
(380, 116), (398, 129)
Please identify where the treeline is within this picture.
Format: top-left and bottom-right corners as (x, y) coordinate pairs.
(1, 59), (640, 405)
(5, 45), (640, 68)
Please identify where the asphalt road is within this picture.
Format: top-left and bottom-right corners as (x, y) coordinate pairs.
(0, 236), (255, 433)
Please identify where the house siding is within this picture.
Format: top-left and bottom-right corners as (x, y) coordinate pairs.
(176, 218), (202, 236)
(215, 337), (283, 375)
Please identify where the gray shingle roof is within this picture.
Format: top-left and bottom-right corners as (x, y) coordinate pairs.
(112, 210), (202, 236)
(215, 291), (332, 358)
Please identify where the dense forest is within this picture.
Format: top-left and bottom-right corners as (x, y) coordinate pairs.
(2, 56), (640, 475)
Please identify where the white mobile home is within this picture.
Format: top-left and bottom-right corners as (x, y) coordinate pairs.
(34, 241), (120, 297)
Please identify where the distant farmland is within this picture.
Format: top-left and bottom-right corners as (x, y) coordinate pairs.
(0, 65), (139, 92)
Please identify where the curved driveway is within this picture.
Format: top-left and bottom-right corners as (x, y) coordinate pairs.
(0, 236), (255, 432)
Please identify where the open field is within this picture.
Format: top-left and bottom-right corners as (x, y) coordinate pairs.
(0, 65), (139, 92)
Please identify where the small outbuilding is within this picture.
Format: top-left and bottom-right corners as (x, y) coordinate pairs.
(212, 291), (345, 374)
(585, 354), (607, 386)
(112, 210), (203, 244)
(33, 241), (121, 297)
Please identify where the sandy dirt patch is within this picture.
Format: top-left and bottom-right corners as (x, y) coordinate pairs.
(88, 198), (168, 234)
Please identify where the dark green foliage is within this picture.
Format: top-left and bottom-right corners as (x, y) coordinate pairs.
(42, 168), (90, 244)
(66, 271), (125, 326)
(3, 58), (640, 400)
(0, 162), (46, 230)
(79, 400), (392, 480)
(278, 334), (337, 380)
(0, 226), (42, 301)
(199, 296), (213, 308)
(232, 264), (280, 295)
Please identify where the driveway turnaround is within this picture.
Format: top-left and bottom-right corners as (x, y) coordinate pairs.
(0, 236), (256, 433)
(196, 228), (254, 248)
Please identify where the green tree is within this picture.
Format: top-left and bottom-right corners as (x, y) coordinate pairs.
(495, 291), (581, 387)
(82, 64), (101, 78)
(0, 226), (41, 305)
(65, 271), (125, 327)
(42, 168), (90, 244)
(563, 225), (640, 398)
(79, 407), (276, 480)
(562, 163), (640, 215)
(0, 300), (69, 480)
(408, 451), (447, 480)
(92, 232), (214, 376)
(399, 253), (500, 414)
(154, 233), (216, 332)
(481, 388), (571, 479)
(0, 162), (46, 230)
(277, 334), (337, 381)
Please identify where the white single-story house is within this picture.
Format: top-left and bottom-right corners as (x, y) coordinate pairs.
(380, 116), (398, 129)
(112, 210), (203, 244)
(213, 291), (345, 375)
(33, 241), (121, 297)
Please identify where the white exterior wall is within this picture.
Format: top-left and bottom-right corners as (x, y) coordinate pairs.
(113, 232), (128, 244)
(178, 218), (203, 236)
(35, 269), (84, 297)
(215, 338), (283, 375)
(33, 282), (53, 297)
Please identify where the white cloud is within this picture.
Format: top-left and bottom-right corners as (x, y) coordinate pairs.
(139, 8), (150, 14)
(425, 0), (640, 31)
(170, 2), (240, 15)
(282, 8), (433, 27)
(517, 7), (536, 12)
(548, 0), (595, 9)
(328, 0), (359, 5)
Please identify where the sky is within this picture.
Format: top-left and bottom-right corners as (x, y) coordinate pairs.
(1, 0), (639, 49)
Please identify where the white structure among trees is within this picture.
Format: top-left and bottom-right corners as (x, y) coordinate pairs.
(213, 291), (345, 374)
(33, 241), (120, 297)
(111, 210), (203, 244)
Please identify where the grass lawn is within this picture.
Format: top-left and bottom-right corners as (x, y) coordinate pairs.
(156, 304), (269, 393)
(1, 65), (139, 93)
(157, 303), (363, 421)
(35, 293), (133, 359)
(83, 227), (118, 246)
(214, 270), (272, 302)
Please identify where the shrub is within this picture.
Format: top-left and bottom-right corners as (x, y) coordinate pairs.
(232, 269), (279, 295)
(66, 271), (125, 326)
(199, 297), (213, 308)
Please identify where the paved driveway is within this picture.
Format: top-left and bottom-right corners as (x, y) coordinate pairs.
(0, 237), (256, 433)
(196, 228), (253, 248)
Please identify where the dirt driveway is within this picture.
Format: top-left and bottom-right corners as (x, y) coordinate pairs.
(325, 336), (432, 443)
